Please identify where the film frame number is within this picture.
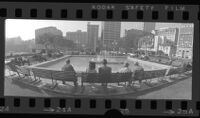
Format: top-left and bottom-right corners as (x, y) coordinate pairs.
(0, 106), (9, 112)
(176, 108), (194, 115)
(43, 107), (72, 113)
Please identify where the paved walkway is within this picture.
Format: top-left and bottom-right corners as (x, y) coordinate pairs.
(4, 73), (191, 99)
(137, 77), (191, 99)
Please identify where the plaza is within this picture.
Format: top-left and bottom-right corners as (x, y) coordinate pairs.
(4, 20), (193, 99)
(4, 55), (192, 99)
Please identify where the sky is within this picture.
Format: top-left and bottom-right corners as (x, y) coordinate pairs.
(5, 19), (190, 41)
(5, 19), (145, 40)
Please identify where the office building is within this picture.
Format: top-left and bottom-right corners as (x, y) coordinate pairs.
(87, 22), (99, 52)
(102, 22), (121, 51)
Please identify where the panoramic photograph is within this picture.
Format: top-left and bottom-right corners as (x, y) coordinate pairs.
(4, 19), (193, 99)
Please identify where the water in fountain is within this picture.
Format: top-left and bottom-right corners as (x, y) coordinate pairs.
(92, 51), (124, 64)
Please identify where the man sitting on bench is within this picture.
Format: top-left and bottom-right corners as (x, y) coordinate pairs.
(131, 62), (144, 86)
(61, 59), (77, 86)
(98, 59), (112, 87)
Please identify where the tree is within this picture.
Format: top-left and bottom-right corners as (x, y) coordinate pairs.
(36, 33), (75, 52)
(5, 38), (33, 53)
(36, 33), (55, 50)
(157, 50), (165, 56)
(124, 29), (154, 53)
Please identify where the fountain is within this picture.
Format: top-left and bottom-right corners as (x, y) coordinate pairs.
(91, 50), (124, 64)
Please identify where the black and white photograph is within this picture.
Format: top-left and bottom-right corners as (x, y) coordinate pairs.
(4, 19), (193, 99)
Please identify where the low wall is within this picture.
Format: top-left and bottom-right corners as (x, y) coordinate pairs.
(70, 55), (127, 58)
(31, 55), (127, 68)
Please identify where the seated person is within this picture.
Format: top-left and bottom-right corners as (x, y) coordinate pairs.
(14, 57), (20, 66)
(18, 56), (23, 66)
(61, 59), (77, 86)
(25, 57), (31, 65)
(98, 59), (112, 87)
(86, 61), (97, 73)
(119, 62), (132, 73)
(130, 62), (144, 86)
(185, 62), (192, 71)
(62, 59), (75, 72)
(85, 61), (97, 82)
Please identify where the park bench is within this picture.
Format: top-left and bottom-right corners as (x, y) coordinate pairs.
(165, 67), (183, 76)
(132, 69), (167, 87)
(6, 63), (32, 79)
(142, 69), (167, 80)
(31, 68), (77, 88)
(51, 70), (77, 87)
(15, 65), (32, 79)
(6, 62), (19, 76)
(81, 70), (168, 87)
(165, 67), (190, 79)
(81, 72), (132, 87)
(31, 68), (53, 82)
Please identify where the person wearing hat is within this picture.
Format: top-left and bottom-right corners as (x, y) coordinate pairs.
(98, 59), (112, 87)
(119, 62), (132, 73)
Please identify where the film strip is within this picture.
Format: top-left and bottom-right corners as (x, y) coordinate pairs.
(0, 2), (200, 117)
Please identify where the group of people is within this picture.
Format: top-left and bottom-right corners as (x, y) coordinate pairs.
(61, 58), (144, 86)
(10, 56), (30, 66)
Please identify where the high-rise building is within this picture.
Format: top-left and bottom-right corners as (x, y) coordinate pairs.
(143, 22), (156, 32)
(131, 22), (144, 30)
(87, 22), (99, 52)
(66, 30), (88, 46)
(35, 27), (63, 50)
(176, 24), (194, 59)
(102, 22), (121, 51)
(129, 22), (155, 32)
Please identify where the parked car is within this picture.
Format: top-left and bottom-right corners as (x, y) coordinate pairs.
(128, 53), (137, 57)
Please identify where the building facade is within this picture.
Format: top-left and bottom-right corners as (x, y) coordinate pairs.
(102, 22), (121, 51)
(131, 22), (144, 30)
(87, 22), (99, 52)
(151, 27), (179, 56)
(158, 28), (179, 56)
(176, 24), (194, 59)
(66, 30), (88, 47)
(138, 35), (155, 52)
(6, 36), (23, 45)
(155, 23), (182, 30)
(143, 22), (156, 33)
